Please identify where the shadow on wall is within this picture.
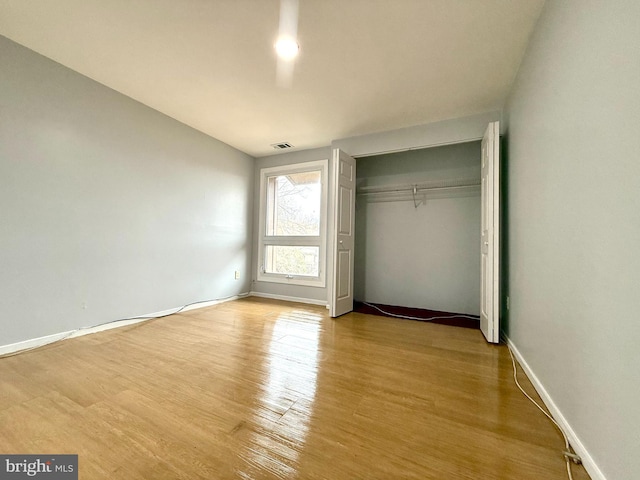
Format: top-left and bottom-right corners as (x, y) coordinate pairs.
(354, 182), (367, 301)
(500, 133), (510, 338)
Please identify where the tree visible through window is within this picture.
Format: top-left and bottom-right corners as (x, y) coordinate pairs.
(258, 161), (327, 286)
(266, 171), (321, 236)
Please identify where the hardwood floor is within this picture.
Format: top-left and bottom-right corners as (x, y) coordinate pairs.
(0, 297), (590, 479)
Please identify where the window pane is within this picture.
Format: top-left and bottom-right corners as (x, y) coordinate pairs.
(265, 246), (320, 277)
(266, 170), (321, 236)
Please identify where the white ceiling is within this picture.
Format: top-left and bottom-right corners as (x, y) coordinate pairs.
(0, 0), (545, 158)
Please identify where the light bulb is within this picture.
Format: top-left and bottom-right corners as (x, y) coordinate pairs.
(275, 35), (299, 61)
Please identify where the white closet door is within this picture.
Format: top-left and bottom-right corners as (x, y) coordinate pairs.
(480, 121), (500, 343)
(329, 149), (356, 317)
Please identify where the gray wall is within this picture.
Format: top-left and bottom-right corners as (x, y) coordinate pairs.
(503, 1), (640, 479)
(333, 111), (499, 157)
(252, 147), (331, 303)
(0, 36), (254, 347)
(355, 142), (481, 315)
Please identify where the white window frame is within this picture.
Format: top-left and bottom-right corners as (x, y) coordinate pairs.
(257, 160), (328, 287)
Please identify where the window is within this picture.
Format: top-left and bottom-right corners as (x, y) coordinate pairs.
(258, 160), (327, 286)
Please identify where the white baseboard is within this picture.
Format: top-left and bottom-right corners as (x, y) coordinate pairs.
(181, 294), (248, 312)
(504, 336), (606, 480)
(0, 330), (76, 357)
(249, 291), (328, 307)
(0, 294), (248, 357)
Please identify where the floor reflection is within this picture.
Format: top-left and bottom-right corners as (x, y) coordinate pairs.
(237, 309), (321, 479)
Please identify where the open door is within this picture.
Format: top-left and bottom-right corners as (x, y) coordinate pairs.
(480, 121), (500, 343)
(329, 148), (356, 317)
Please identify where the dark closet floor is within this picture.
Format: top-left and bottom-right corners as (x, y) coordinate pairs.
(353, 301), (480, 329)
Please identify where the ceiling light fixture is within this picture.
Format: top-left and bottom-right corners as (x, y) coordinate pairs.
(275, 35), (299, 61)
(275, 0), (300, 87)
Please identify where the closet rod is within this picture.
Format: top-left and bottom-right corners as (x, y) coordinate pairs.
(357, 181), (480, 196)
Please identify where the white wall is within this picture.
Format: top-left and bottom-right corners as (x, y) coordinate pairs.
(355, 142), (481, 314)
(0, 36), (254, 347)
(503, 1), (640, 479)
(251, 147), (331, 304)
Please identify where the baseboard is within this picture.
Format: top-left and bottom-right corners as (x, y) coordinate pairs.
(0, 294), (247, 357)
(504, 336), (606, 480)
(249, 291), (328, 307)
(0, 331), (76, 357)
(181, 294), (248, 312)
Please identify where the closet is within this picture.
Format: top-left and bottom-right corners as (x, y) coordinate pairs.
(354, 141), (481, 316)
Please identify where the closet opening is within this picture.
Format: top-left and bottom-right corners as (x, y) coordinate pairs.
(352, 141), (482, 329)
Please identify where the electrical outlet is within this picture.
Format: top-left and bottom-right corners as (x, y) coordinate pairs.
(234, 271), (240, 280)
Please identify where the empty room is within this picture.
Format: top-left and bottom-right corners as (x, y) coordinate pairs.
(1, 1), (638, 479)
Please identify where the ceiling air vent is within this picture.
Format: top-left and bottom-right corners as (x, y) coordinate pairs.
(271, 142), (293, 150)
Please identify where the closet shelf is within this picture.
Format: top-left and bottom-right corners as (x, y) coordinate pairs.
(357, 178), (480, 203)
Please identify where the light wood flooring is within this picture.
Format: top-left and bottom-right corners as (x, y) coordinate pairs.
(0, 297), (591, 479)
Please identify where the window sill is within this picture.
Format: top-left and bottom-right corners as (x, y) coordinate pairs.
(257, 272), (326, 288)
